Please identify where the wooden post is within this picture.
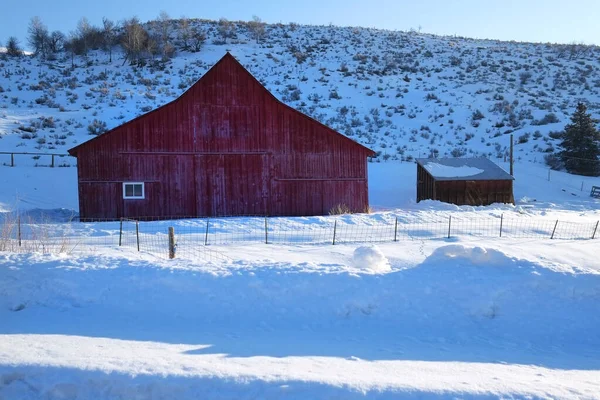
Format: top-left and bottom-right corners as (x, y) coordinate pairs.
(168, 227), (176, 259)
(17, 216), (21, 247)
(51, 154), (55, 168)
(393, 217), (398, 242)
(592, 221), (599, 239)
(581, 181), (584, 192)
(551, 220), (559, 239)
(547, 169), (551, 182)
(509, 134), (514, 176)
(332, 220), (337, 245)
(135, 220), (140, 251)
(118, 218), (123, 246)
(499, 214), (503, 237)
(204, 218), (209, 246)
(447, 216), (452, 239)
(10, 153), (14, 167)
(264, 216), (268, 244)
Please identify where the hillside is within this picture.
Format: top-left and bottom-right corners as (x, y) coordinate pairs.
(1, 19), (599, 167)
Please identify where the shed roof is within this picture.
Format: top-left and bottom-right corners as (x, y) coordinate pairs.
(416, 157), (514, 181)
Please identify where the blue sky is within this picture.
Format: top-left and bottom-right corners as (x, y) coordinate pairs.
(3, 0), (599, 49)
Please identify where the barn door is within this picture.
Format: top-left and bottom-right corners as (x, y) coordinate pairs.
(194, 154), (268, 217)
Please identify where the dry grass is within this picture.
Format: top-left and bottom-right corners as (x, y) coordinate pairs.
(329, 204), (373, 215)
(0, 215), (75, 254)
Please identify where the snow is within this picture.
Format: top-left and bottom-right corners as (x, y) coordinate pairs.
(352, 245), (391, 272)
(422, 162), (484, 178)
(1, 240), (600, 398)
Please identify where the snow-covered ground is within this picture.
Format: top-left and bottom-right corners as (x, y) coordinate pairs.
(1, 239), (600, 399)
(1, 159), (600, 399)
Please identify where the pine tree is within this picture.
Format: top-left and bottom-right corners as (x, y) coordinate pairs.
(559, 102), (600, 176)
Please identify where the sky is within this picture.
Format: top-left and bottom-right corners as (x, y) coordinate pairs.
(2, 0), (599, 49)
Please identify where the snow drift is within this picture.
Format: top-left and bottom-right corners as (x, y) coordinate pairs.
(1, 243), (600, 399)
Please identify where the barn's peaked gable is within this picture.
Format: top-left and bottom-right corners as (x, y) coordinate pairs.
(68, 52), (374, 157)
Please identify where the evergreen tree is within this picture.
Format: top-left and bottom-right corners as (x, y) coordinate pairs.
(559, 102), (600, 176)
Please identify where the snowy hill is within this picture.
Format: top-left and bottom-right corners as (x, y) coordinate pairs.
(1, 19), (599, 166)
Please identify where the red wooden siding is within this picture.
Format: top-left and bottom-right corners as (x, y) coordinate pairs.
(70, 53), (374, 220)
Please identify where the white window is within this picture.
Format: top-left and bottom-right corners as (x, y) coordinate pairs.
(123, 182), (145, 199)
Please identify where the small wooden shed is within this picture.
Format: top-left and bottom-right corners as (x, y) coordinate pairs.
(416, 158), (514, 206)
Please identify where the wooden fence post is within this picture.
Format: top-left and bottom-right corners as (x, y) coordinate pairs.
(17, 216), (21, 247)
(447, 216), (452, 239)
(592, 221), (599, 240)
(499, 214), (503, 237)
(265, 215), (269, 244)
(265, 216), (268, 244)
(551, 220), (559, 239)
(168, 227), (176, 259)
(51, 154), (55, 168)
(204, 218), (209, 246)
(10, 153), (14, 167)
(118, 218), (123, 246)
(393, 217), (398, 242)
(332, 220), (337, 245)
(135, 220), (140, 251)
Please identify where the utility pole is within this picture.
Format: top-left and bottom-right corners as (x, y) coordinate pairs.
(510, 134), (514, 176)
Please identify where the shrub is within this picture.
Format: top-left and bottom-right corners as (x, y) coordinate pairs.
(518, 133), (530, 143)
(532, 113), (560, 126)
(87, 119), (108, 135)
(544, 153), (563, 170)
(471, 109), (485, 121)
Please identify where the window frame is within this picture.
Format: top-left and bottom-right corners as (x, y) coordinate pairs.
(122, 182), (145, 200)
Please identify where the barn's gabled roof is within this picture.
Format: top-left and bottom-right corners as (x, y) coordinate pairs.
(68, 52), (374, 157)
(416, 157), (514, 181)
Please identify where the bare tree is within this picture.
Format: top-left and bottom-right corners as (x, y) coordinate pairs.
(121, 17), (149, 65)
(47, 31), (65, 54)
(64, 32), (81, 68)
(178, 17), (192, 51)
(156, 11), (174, 59)
(102, 17), (118, 62)
(76, 17), (94, 57)
(190, 26), (206, 52)
(27, 16), (49, 57)
(247, 16), (266, 44)
(6, 36), (23, 57)
(217, 18), (234, 43)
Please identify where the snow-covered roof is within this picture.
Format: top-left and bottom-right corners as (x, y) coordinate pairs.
(416, 158), (514, 181)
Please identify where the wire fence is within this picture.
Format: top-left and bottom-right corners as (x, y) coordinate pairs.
(1, 214), (599, 261)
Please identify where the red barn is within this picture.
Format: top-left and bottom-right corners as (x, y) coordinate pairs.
(68, 53), (375, 220)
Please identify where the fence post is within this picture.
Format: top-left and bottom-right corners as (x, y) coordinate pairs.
(135, 220), (140, 252)
(17, 216), (21, 247)
(168, 227), (176, 259)
(394, 217), (398, 242)
(499, 214), (503, 237)
(447, 216), (452, 239)
(592, 221), (599, 239)
(10, 153), (14, 167)
(551, 220), (559, 239)
(204, 218), (209, 246)
(118, 218), (123, 246)
(51, 154), (55, 168)
(547, 169), (551, 181)
(265, 216), (268, 244)
(332, 220), (337, 245)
